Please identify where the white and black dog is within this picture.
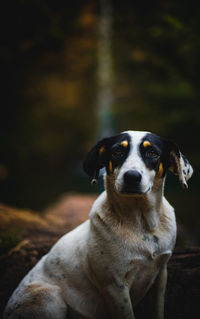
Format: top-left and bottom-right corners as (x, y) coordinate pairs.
(4, 131), (193, 319)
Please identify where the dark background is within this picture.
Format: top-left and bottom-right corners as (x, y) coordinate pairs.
(0, 0), (199, 243)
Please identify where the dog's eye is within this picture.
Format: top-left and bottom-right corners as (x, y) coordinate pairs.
(112, 150), (124, 160)
(147, 149), (159, 159)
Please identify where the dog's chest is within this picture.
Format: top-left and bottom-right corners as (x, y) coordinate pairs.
(127, 231), (171, 271)
(109, 226), (173, 296)
(112, 231), (172, 305)
(122, 230), (170, 264)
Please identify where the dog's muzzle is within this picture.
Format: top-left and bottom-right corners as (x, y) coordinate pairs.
(122, 170), (143, 194)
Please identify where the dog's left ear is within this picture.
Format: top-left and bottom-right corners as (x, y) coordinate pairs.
(165, 140), (193, 188)
(83, 137), (110, 184)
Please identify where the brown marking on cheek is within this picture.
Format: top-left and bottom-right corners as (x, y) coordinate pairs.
(156, 162), (164, 178)
(99, 145), (105, 155)
(109, 160), (113, 173)
(121, 140), (128, 147)
(143, 141), (151, 147)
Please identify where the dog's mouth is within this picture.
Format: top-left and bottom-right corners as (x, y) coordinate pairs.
(121, 186), (151, 195)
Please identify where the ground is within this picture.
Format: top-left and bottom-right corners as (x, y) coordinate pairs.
(0, 194), (200, 319)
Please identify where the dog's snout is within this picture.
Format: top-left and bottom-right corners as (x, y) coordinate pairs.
(124, 170), (142, 187)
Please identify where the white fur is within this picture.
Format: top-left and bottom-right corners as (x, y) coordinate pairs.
(114, 131), (156, 194)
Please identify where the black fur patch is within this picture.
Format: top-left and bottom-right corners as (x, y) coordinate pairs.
(139, 133), (178, 176)
(83, 131), (182, 181)
(83, 133), (131, 178)
(109, 133), (131, 171)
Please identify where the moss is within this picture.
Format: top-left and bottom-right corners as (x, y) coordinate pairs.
(0, 227), (22, 255)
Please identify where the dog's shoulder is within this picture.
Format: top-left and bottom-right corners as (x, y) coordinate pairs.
(89, 191), (107, 217)
(153, 196), (177, 256)
(160, 196), (176, 234)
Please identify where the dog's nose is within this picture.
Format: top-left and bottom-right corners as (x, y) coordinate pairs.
(124, 170), (142, 187)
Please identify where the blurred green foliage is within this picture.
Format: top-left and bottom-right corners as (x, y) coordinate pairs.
(0, 0), (199, 241)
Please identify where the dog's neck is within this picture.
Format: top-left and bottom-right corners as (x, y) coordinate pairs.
(104, 175), (165, 232)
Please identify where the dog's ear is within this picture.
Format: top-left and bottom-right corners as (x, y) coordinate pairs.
(83, 137), (110, 184)
(164, 140), (193, 188)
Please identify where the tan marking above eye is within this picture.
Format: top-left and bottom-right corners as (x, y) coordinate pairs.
(143, 141), (151, 147)
(121, 140), (128, 147)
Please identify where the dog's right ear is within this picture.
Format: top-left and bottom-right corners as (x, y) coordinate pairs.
(83, 138), (110, 185)
(164, 139), (193, 189)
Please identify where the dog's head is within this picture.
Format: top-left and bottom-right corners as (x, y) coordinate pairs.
(83, 131), (193, 195)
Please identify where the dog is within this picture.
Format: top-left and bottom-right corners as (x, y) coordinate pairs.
(4, 130), (193, 319)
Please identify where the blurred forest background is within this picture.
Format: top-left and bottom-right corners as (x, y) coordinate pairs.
(0, 0), (199, 243)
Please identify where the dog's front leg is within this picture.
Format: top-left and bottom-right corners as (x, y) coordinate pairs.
(102, 283), (135, 319)
(147, 264), (168, 319)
